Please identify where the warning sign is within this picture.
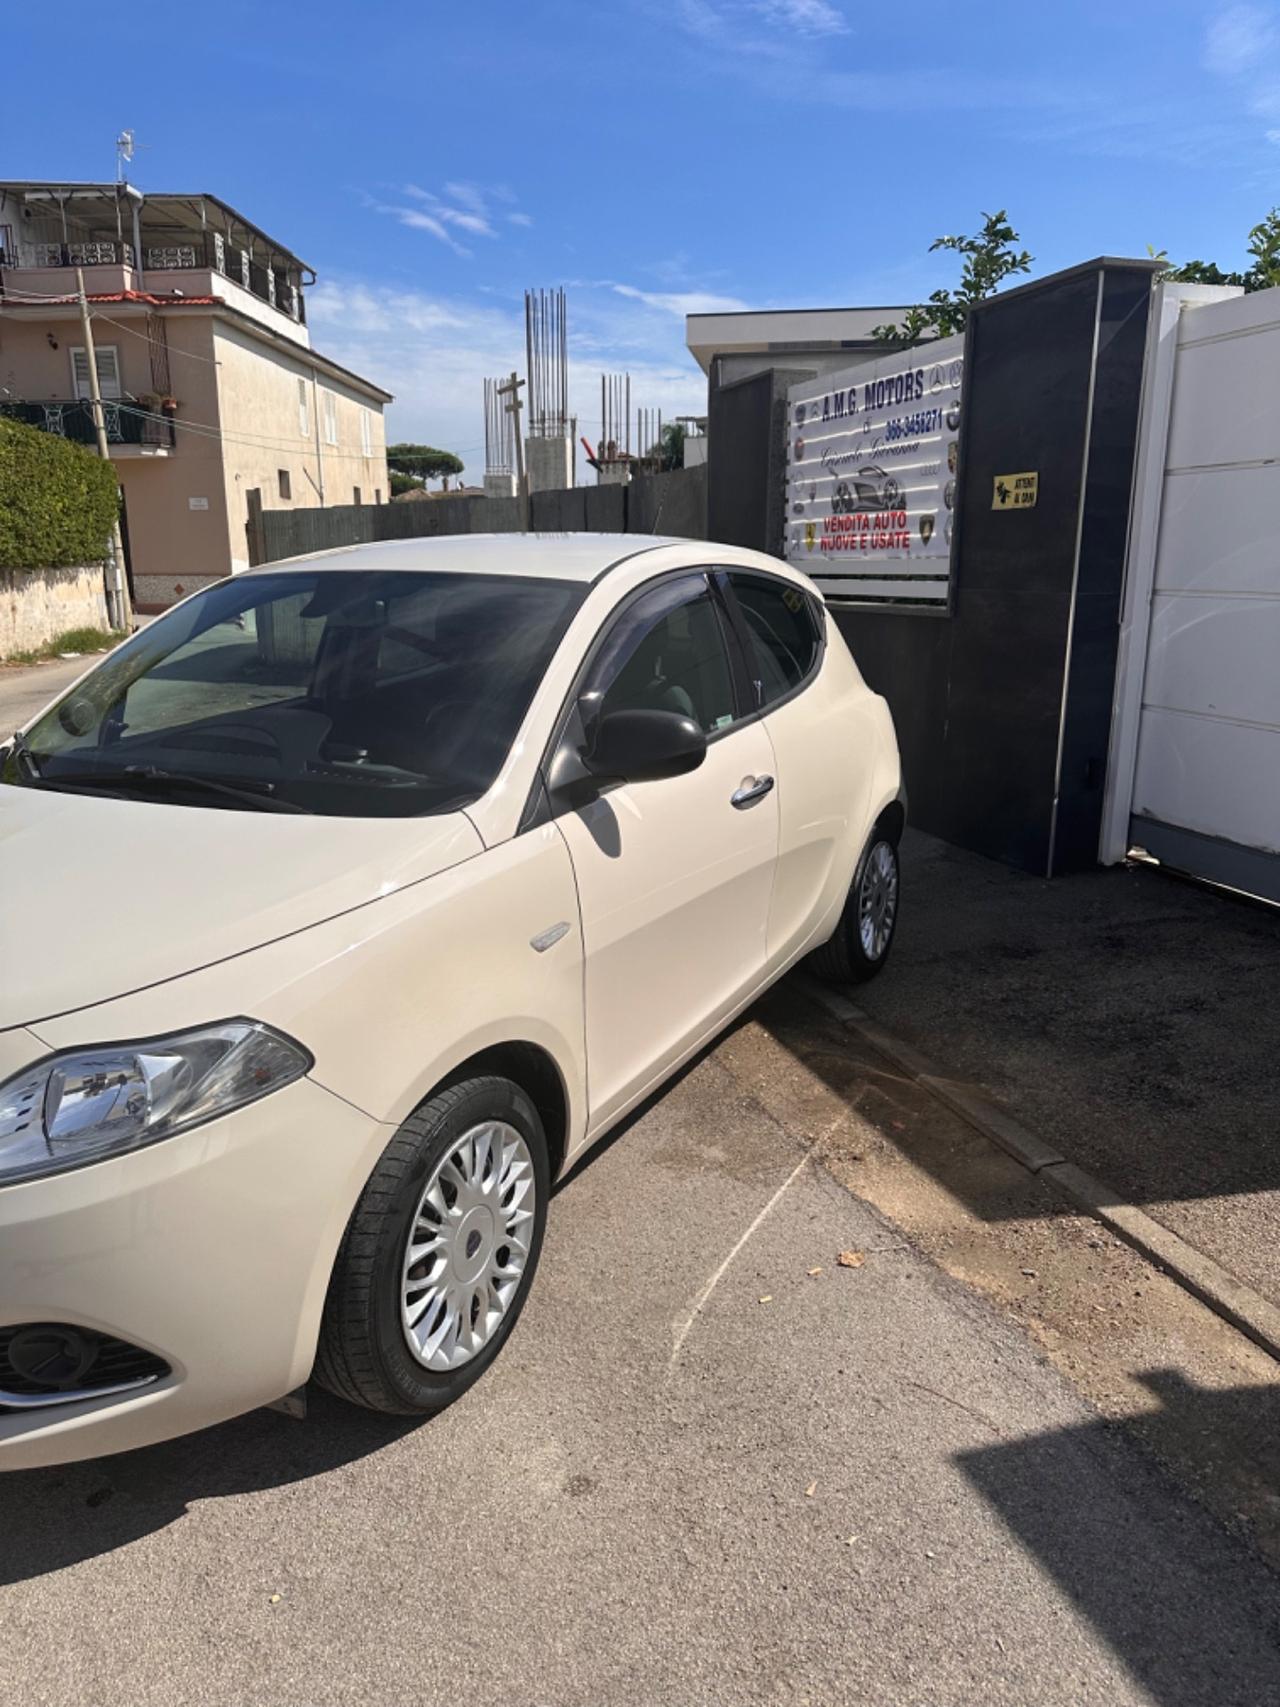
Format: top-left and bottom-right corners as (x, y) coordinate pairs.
(993, 471), (1038, 510)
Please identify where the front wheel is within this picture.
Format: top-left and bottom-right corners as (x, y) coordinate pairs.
(314, 1075), (549, 1415)
(809, 832), (900, 985)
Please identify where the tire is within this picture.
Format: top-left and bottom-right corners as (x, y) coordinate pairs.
(314, 1075), (550, 1415)
(809, 830), (900, 985)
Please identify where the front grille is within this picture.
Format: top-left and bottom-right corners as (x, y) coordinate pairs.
(0, 1323), (169, 1407)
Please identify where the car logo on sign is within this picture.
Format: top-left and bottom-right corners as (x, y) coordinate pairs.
(919, 514), (936, 545)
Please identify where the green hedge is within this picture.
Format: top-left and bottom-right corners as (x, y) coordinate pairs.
(0, 417), (119, 571)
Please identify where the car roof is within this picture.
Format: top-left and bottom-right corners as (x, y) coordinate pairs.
(250, 532), (701, 585)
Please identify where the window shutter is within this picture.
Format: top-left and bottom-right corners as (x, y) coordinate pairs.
(71, 346), (122, 400)
(298, 378), (309, 438)
(96, 347), (122, 398)
(360, 408), (372, 457)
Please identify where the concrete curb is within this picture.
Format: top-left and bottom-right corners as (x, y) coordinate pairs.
(802, 980), (1280, 1367)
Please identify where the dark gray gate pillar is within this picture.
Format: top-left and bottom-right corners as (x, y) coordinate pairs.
(831, 257), (1160, 877)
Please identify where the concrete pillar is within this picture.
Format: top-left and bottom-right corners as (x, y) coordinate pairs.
(526, 435), (573, 493)
(597, 460), (631, 486)
(484, 472), (518, 500)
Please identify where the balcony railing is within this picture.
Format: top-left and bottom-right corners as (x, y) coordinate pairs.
(1, 231), (306, 325)
(6, 239), (135, 269)
(0, 398), (175, 451)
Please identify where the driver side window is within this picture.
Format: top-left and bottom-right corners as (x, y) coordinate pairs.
(587, 575), (737, 736)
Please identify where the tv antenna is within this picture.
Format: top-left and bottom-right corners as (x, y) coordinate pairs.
(115, 129), (135, 183)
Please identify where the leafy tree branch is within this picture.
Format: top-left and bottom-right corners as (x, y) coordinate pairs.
(874, 211), (1033, 347)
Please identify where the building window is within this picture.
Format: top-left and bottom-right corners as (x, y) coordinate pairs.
(297, 378), (309, 438)
(278, 469), (292, 500)
(70, 345), (122, 400)
(360, 408), (373, 458)
(321, 390), (338, 445)
(353, 487), (362, 505)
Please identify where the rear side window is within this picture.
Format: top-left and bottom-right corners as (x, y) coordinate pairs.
(728, 574), (822, 707)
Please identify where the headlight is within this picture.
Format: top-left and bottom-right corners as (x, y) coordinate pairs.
(0, 1021), (311, 1187)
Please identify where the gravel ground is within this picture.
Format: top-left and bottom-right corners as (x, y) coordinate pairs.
(852, 830), (1280, 1305)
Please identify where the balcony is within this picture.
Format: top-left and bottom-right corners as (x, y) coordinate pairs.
(0, 399), (175, 455)
(1, 232), (306, 327)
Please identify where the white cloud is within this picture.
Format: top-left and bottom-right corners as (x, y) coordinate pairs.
(614, 283), (751, 316)
(748, 0), (846, 35)
(1205, 4), (1277, 73)
(441, 182), (490, 215)
(370, 183), (533, 254)
(308, 277), (708, 469)
(1205, 4), (1280, 130)
(674, 0), (845, 38)
(404, 184), (496, 239)
(386, 207), (471, 255)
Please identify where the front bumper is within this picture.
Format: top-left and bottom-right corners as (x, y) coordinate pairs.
(0, 1071), (387, 1470)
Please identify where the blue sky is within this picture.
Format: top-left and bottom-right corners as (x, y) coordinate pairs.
(7, 0), (1279, 470)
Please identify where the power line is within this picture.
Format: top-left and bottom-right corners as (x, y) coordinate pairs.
(90, 309), (223, 367)
(97, 397), (364, 460)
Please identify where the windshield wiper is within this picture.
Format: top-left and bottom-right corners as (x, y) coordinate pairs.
(8, 730), (42, 780)
(31, 765), (312, 814)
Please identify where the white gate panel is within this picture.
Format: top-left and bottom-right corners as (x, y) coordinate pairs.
(1132, 712), (1280, 856)
(1157, 465), (1280, 597)
(1166, 331), (1280, 469)
(1103, 281), (1280, 901)
(1144, 593), (1280, 727)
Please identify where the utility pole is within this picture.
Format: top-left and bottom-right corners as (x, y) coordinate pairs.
(76, 269), (131, 631)
(498, 371), (530, 531)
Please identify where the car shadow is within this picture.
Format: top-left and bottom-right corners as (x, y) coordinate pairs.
(0, 1390), (422, 1586)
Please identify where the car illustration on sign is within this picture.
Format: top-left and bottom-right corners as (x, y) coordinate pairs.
(831, 465), (904, 515)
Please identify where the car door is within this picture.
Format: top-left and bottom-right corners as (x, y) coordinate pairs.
(550, 571), (779, 1134)
(721, 570), (866, 971)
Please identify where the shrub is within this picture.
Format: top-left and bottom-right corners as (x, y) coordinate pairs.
(0, 417), (120, 571)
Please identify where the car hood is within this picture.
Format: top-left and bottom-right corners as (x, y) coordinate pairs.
(0, 784), (484, 1029)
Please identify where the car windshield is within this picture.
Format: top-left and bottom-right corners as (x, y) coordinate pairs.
(5, 569), (585, 818)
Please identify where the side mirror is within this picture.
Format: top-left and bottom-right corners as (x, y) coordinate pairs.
(583, 708), (707, 786)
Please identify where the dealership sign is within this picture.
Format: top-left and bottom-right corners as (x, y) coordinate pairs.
(784, 332), (964, 607)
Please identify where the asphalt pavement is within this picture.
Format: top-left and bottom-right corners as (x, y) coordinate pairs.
(0, 653), (107, 732)
(3, 1038), (1278, 1707)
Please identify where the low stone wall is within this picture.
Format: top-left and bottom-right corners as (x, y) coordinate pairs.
(1, 564), (110, 659)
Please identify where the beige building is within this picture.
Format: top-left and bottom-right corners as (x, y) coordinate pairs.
(0, 182), (391, 609)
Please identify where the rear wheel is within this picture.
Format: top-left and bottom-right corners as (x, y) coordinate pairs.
(315, 1075), (549, 1415)
(809, 831), (900, 985)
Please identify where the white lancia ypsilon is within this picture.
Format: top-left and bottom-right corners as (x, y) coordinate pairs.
(0, 535), (902, 1468)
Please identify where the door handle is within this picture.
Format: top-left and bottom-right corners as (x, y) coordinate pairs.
(731, 774), (775, 809)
